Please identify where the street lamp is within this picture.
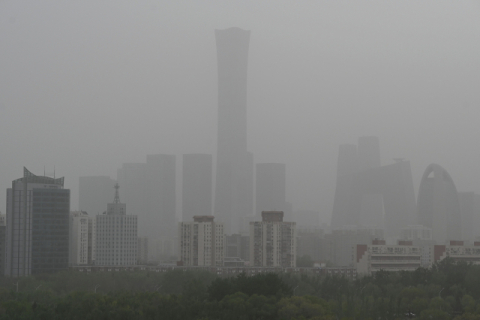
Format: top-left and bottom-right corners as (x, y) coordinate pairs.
(94, 284), (100, 293)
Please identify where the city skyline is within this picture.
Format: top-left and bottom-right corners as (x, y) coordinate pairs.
(2, 2), (480, 228)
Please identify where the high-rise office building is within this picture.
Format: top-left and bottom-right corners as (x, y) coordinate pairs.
(182, 154), (212, 221)
(214, 27), (254, 234)
(331, 138), (416, 237)
(0, 213), (6, 276)
(255, 163), (286, 218)
(5, 168), (70, 276)
(69, 211), (96, 266)
(417, 164), (462, 243)
(137, 237), (149, 264)
(178, 216), (224, 266)
(250, 211), (296, 267)
(117, 154), (176, 241)
(95, 184), (137, 266)
(458, 192), (480, 241)
(79, 176), (116, 216)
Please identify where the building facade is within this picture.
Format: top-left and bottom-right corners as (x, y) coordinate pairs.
(331, 137), (417, 237)
(178, 216), (224, 266)
(255, 163), (286, 219)
(137, 237), (149, 264)
(250, 211), (296, 267)
(5, 168), (70, 276)
(69, 211), (96, 266)
(0, 213), (6, 275)
(434, 241), (480, 265)
(95, 184), (137, 266)
(214, 27), (254, 234)
(417, 164), (462, 243)
(356, 240), (423, 275)
(225, 233), (250, 263)
(182, 154), (212, 221)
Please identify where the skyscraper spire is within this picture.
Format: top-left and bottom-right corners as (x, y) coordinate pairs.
(113, 183), (120, 204)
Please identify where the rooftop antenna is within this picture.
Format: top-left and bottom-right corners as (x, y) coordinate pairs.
(44, 166), (45, 177)
(113, 183), (120, 204)
(53, 165), (55, 179)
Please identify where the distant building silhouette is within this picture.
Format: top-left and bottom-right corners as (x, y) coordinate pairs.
(331, 137), (416, 237)
(255, 163), (286, 218)
(417, 164), (462, 243)
(214, 27), (254, 234)
(458, 192), (480, 241)
(182, 154), (212, 221)
(5, 168), (70, 276)
(79, 176), (116, 215)
(117, 154), (176, 242)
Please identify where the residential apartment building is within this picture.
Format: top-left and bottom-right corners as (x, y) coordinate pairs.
(69, 211), (96, 265)
(178, 216), (224, 266)
(250, 211), (296, 268)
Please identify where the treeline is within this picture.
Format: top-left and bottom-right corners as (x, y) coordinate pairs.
(2, 259), (480, 319)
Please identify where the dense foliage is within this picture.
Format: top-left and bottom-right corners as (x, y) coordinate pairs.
(2, 259), (480, 319)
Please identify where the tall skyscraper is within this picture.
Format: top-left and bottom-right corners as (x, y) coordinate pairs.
(214, 27), (254, 234)
(96, 184), (137, 266)
(331, 138), (416, 237)
(182, 154), (212, 221)
(417, 164), (462, 243)
(79, 176), (116, 215)
(117, 154), (176, 242)
(255, 163), (286, 218)
(5, 168), (70, 276)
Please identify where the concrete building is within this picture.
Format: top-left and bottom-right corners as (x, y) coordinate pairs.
(69, 211), (96, 266)
(0, 213), (6, 276)
(356, 240), (423, 275)
(182, 154), (212, 221)
(296, 227), (325, 263)
(331, 138), (417, 237)
(250, 211), (296, 267)
(95, 184), (137, 266)
(255, 163), (286, 218)
(137, 237), (149, 264)
(79, 176), (116, 216)
(417, 164), (462, 243)
(214, 27), (254, 234)
(433, 241), (480, 265)
(5, 168), (70, 276)
(117, 154), (176, 243)
(328, 226), (385, 267)
(178, 216), (224, 266)
(225, 233), (250, 263)
(458, 192), (480, 241)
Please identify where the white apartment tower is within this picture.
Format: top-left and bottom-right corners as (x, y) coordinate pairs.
(250, 211), (296, 267)
(178, 216), (224, 266)
(69, 211), (96, 265)
(96, 184), (137, 266)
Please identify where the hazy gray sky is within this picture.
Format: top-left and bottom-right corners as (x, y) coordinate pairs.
(1, 1), (480, 224)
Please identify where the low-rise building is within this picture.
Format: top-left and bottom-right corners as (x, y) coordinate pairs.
(434, 241), (480, 264)
(356, 240), (422, 275)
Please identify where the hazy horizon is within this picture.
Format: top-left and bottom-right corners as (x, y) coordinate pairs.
(2, 1), (480, 225)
